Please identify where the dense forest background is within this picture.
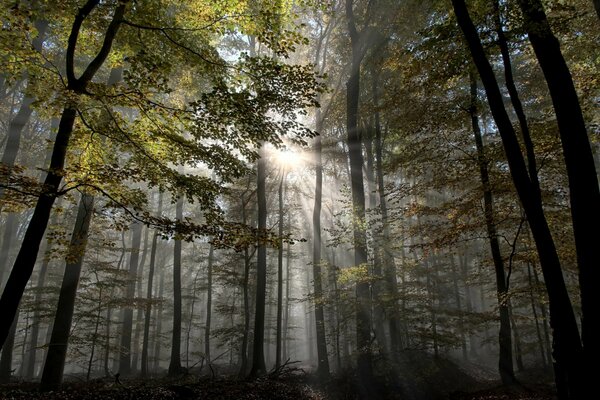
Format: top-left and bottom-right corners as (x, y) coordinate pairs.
(0, 0), (598, 399)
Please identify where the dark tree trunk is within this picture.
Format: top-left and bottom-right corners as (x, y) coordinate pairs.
(469, 72), (516, 385)
(312, 109), (330, 379)
(205, 243), (214, 363)
(0, 0), (127, 350)
(492, 0), (539, 190)
(452, 1), (584, 397)
(345, 1), (376, 396)
(373, 71), (402, 355)
(276, 173), (284, 369)
(131, 226), (150, 372)
(168, 196), (184, 376)
(141, 192), (162, 377)
(40, 194), (94, 390)
(119, 222), (143, 376)
(517, 0), (600, 381)
(249, 145), (267, 377)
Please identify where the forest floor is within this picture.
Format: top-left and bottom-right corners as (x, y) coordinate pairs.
(0, 374), (557, 400)
(0, 359), (557, 399)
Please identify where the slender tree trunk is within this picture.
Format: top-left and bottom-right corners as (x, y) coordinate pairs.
(0, 0), (128, 350)
(250, 145), (267, 377)
(345, 1), (375, 395)
(168, 196), (184, 376)
(152, 253), (166, 373)
(373, 72), (402, 355)
(238, 190), (252, 378)
(40, 193), (95, 391)
(119, 222), (143, 376)
(312, 110), (330, 378)
(276, 173), (284, 369)
(87, 273), (103, 381)
(131, 226), (149, 372)
(469, 71), (516, 385)
(452, 2), (584, 397)
(25, 220), (54, 380)
(205, 243), (214, 363)
(527, 263), (547, 367)
(365, 128), (387, 355)
(450, 254), (468, 360)
(141, 192), (162, 377)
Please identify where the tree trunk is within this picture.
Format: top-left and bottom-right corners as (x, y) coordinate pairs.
(452, 1), (584, 397)
(119, 221), (143, 376)
(276, 173), (284, 370)
(141, 192), (162, 377)
(131, 226), (149, 372)
(168, 196), (184, 376)
(469, 71), (516, 385)
(517, 0), (600, 383)
(249, 145), (267, 377)
(345, 1), (375, 395)
(0, 0), (127, 350)
(40, 193), (95, 391)
(205, 243), (214, 363)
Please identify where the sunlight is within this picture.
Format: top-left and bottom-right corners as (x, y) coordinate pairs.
(274, 147), (303, 171)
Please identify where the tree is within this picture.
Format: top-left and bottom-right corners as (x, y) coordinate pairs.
(468, 71), (515, 385)
(516, 0), (600, 380)
(0, 0), (129, 350)
(345, 0), (376, 396)
(450, 1), (584, 397)
(40, 193), (94, 390)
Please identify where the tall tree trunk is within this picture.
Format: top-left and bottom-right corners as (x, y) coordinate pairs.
(40, 193), (95, 391)
(168, 196), (184, 376)
(452, 2), (583, 397)
(345, 1), (375, 395)
(24, 220), (53, 380)
(205, 243), (214, 363)
(0, 0), (128, 350)
(469, 72), (516, 385)
(250, 145), (267, 377)
(312, 109), (330, 378)
(517, 0), (600, 381)
(276, 173), (284, 370)
(492, 0), (539, 190)
(119, 221), (143, 376)
(141, 192), (162, 377)
(131, 226), (150, 372)
(152, 252), (166, 373)
(373, 71), (402, 355)
(365, 127), (387, 355)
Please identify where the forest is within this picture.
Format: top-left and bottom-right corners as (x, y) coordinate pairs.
(0, 0), (598, 399)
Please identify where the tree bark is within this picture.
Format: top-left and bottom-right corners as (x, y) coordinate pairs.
(469, 71), (516, 385)
(141, 192), (162, 377)
(205, 243), (214, 363)
(40, 193), (94, 391)
(250, 145), (267, 377)
(119, 221), (143, 376)
(168, 196), (184, 376)
(517, 0), (600, 382)
(452, 1), (583, 397)
(345, 1), (375, 396)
